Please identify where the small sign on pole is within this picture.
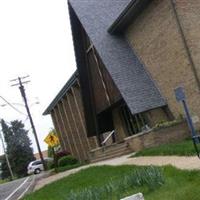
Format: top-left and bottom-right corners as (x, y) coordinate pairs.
(175, 86), (200, 157)
(44, 131), (59, 170)
(175, 87), (185, 102)
(44, 132), (59, 147)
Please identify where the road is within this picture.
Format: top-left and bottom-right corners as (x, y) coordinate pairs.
(0, 176), (34, 200)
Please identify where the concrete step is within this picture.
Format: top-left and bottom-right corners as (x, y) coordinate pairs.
(93, 146), (129, 158)
(90, 143), (128, 157)
(90, 148), (132, 163)
(89, 141), (134, 163)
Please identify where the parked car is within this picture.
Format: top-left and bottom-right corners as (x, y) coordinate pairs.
(27, 157), (53, 175)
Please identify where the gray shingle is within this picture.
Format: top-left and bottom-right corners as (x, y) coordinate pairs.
(69, 0), (166, 114)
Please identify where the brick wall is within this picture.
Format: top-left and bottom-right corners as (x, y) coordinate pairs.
(125, 0), (200, 128)
(125, 121), (190, 152)
(175, 0), (200, 81)
(144, 107), (171, 127)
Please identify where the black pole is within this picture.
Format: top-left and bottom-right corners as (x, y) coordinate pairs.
(182, 100), (200, 157)
(18, 77), (46, 170)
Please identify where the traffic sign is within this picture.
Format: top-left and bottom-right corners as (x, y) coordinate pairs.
(44, 132), (59, 147)
(175, 87), (185, 102)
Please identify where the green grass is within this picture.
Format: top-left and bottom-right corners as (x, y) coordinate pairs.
(55, 163), (82, 173)
(0, 179), (8, 184)
(23, 165), (200, 200)
(133, 139), (197, 157)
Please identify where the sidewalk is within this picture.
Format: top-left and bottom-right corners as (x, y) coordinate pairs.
(34, 154), (200, 191)
(123, 155), (200, 170)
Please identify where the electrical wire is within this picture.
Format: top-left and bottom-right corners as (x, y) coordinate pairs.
(0, 96), (27, 116)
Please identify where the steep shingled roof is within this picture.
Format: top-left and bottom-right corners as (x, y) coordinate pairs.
(68, 0), (166, 114)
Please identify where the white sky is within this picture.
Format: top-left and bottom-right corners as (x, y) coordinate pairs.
(0, 0), (76, 154)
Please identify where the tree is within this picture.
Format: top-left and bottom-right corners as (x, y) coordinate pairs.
(1, 119), (35, 178)
(1, 156), (11, 179)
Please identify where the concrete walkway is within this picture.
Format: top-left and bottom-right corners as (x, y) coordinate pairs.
(123, 156), (200, 170)
(34, 154), (200, 191)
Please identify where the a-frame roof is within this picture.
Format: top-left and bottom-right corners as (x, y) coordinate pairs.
(68, 0), (166, 114)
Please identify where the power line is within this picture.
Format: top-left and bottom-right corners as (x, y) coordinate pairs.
(11, 76), (46, 170)
(0, 96), (27, 116)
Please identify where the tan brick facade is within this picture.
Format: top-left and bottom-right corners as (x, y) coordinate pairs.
(144, 107), (171, 128)
(45, 1), (196, 162)
(126, 0), (200, 128)
(50, 81), (99, 162)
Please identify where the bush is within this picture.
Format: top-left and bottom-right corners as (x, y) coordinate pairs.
(47, 160), (55, 170)
(56, 150), (70, 160)
(58, 155), (78, 167)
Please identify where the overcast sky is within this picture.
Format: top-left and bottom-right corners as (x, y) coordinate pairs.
(0, 0), (76, 154)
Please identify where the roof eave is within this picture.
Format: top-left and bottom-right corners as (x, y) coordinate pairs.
(108, 0), (151, 35)
(43, 70), (78, 115)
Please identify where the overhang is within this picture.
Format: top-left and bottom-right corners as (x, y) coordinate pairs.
(43, 70), (78, 115)
(108, 0), (151, 34)
(68, 0), (166, 116)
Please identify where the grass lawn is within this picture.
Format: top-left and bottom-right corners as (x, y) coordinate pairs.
(55, 163), (82, 173)
(133, 138), (197, 157)
(0, 179), (8, 184)
(23, 165), (200, 200)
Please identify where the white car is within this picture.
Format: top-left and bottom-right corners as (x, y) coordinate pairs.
(27, 158), (53, 174)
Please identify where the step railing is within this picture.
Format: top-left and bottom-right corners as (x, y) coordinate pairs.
(101, 130), (115, 146)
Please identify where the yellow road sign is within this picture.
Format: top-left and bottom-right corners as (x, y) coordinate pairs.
(44, 132), (59, 147)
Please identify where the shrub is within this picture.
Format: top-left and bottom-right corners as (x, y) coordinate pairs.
(58, 155), (78, 167)
(47, 160), (55, 170)
(55, 150), (70, 160)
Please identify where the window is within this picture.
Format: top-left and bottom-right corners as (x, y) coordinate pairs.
(32, 161), (42, 166)
(120, 105), (148, 136)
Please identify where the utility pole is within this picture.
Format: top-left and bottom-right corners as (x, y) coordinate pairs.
(0, 129), (14, 180)
(10, 76), (46, 170)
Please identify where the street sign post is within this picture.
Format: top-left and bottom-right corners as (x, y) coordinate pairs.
(44, 132), (59, 147)
(175, 87), (200, 157)
(44, 132), (59, 170)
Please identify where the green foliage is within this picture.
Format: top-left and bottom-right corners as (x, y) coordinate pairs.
(0, 179), (8, 184)
(58, 156), (78, 167)
(48, 146), (54, 158)
(47, 129), (60, 158)
(153, 119), (183, 131)
(1, 119), (35, 178)
(47, 160), (55, 170)
(66, 166), (164, 200)
(23, 165), (200, 200)
(56, 163), (82, 173)
(133, 138), (195, 157)
(1, 156), (11, 180)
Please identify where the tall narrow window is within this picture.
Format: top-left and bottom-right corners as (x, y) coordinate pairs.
(120, 105), (148, 136)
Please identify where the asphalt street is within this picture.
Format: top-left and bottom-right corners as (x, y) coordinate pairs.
(0, 176), (34, 200)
